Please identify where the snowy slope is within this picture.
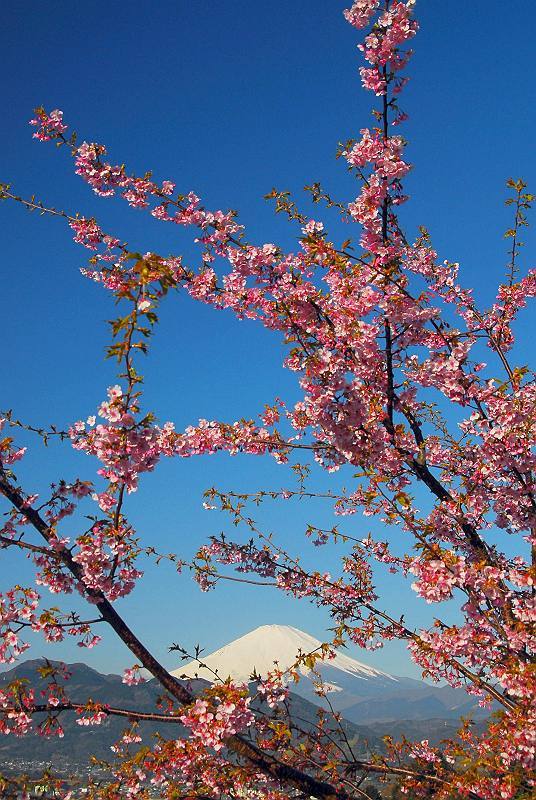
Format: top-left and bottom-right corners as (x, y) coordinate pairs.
(172, 624), (397, 696)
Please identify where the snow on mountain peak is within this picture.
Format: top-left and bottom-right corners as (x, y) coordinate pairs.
(171, 624), (396, 690)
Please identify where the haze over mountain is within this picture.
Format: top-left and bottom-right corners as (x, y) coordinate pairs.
(173, 624), (491, 724)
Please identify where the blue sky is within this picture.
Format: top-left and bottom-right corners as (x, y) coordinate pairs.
(2, 1), (535, 678)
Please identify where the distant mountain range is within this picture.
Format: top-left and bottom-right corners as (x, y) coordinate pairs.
(173, 624), (491, 725)
(0, 659), (169, 766)
(0, 657), (380, 770)
(0, 625), (489, 771)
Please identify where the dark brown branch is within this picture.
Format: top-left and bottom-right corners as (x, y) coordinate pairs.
(0, 534), (60, 557)
(1, 703), (183, 724)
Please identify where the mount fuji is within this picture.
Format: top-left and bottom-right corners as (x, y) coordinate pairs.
(173, 624), (397, 693)
(172, 624), (491, 724)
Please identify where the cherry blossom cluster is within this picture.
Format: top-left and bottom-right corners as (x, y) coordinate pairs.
(0, 581), (101, 658)
(360, 1), (417, 68)
(75, 703), (108, 726)
(408, 738), (440, 764)
(256, 675), (289, 709)
(33, 534), (76, 596)
(110, 725), (142, 754)
(408, 557), (458, 603)
(179, 687), (254, 751)
(343, 1), (379, 30)
(29, 108), (67, 141)
(69, 216), (120, 261)
(0, 698), (33, 736)
(0, 417), (27, 464)
(72, 523), (142, 601)
(30, 113), (246, 268)
(75, 139), (176, 206)
(0, 588), (39, 663)
(69, 385), (174, 503)
(74, 141), (132, 198)
(142, 736), (284, 800)
(0, 677), (73, 740)
(122, 665), (145, 686)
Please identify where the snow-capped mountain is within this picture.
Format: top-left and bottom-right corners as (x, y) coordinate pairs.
(172, 624), (491, 723)
(173, 624), (395, 684)
(172, 624), (399, 703)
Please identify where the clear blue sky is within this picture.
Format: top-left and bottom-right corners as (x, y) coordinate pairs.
(2, 1), (535, 678)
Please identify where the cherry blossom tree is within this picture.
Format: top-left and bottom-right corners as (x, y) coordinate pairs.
(1, 1), (534, 798)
